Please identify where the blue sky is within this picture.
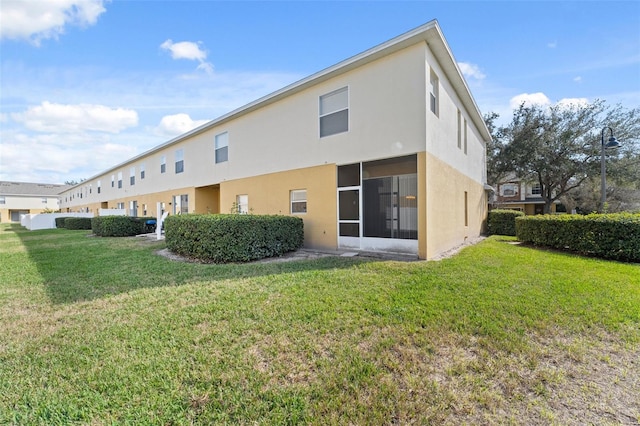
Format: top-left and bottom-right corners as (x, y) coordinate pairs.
(1, 0), (639, 184)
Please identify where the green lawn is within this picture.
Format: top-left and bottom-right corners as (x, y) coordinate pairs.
(1, 224), (638, 425)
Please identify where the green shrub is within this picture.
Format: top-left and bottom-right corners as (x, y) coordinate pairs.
(165, 214), (304, 263)
(516, 213), (640, 262)
(488, 209), (525, 236)
(92, 216), (151, 237)
(64, 217), (92, 230)
(55, 217), (71, 228)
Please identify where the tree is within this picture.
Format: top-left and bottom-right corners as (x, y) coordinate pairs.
(490, 100), (640, 214)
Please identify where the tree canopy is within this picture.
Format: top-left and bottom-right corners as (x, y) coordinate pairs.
(486, 100), (640, 213)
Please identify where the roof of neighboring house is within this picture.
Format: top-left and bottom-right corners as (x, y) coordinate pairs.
(0, 181), (71, 197)
(67, 19), (492, 191)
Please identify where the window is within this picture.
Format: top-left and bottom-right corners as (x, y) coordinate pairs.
(175, 149), (184, 173)
(429, 70), (439, 116)
(142, 204), (147, 216)
(215, 132), (228, 163)
(117, 172), (123, 189)
(464, 191), (469, 227)
(457, 110), (462, 149)
(236, 194), (248, 214)
(111, 174), (115, 187)
(160, 155), (166, 173)
(130, 167), (135, 186)
(0, 196), (5, 204)
(463, 118), (468, 154)
(140, 163), (145, 179)
(501, 183), (518, 197)
(117, 202), (125, 209)
(42, 197), (47, 204)
(531, 183), (542, 195)
(172, 194), (189, 214)
(97, 180), (101, 194)
(290, 190), (307, 214)
(320, 87), (348, 137)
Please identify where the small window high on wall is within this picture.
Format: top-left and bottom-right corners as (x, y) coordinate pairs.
(215, 132), (228, 163)
(320, 87), (348, 137)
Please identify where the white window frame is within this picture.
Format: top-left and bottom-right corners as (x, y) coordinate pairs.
(0, 196), (5, 204)
(130, 167), (136, 186)
(160, 155), (166, 174)
(319, 86), (349, 138)
(117, 172), (123, 189)
(140, 163), (145, 179)
(236, 194), (248, 214)
(429, 70), (439, 116)
(175, 149), (184, 174)
(290, 189), (307, 214)
(215, 132), (228, 164)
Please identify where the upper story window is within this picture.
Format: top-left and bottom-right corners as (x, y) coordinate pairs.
(531, 183), (542, 195)
(320, 87), (348, 137)
(130, 167), (136, 185)
(111, 174), (115, 187)
(463, 118), (468, 154)
(429, 70), (439, 116)
(97, 180), (101, 194)
(160, 155), (166, 174)
(457, 110), (462, 149)
(117, 172), (123, 189)
(215, 132), (228, 163)
(0, 196), (5, 204)
(41, 197), (47, 204)
(175, 149), (184, 174)
(140, 163), (145, 179)
(290, 190), (307, 214)
(500, 183), (518, 197)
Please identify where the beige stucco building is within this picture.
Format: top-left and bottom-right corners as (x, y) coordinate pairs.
(59, 20), (492, 260)
(0, 181), (70, 223)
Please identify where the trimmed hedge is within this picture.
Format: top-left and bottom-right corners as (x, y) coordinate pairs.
(516, 213), (640, 262)
(488, 209), (525, 236)
(165, 214), (304, 263)
(64, 217), (92, 230)
(55, 217), (71, 228)
(92, 216), (155, 237)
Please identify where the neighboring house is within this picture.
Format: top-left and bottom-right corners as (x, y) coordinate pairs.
(0, 181), (70, 223)
(492, 176), (562, 215)
(59, 20), (492, 260)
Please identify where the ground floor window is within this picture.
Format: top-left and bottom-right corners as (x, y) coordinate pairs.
(173, 194), (189, 214)
(236, 194), (248, 214)
(290, 190), (307, 214)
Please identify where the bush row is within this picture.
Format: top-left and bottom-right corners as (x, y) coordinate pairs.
(165, 214), (304, 263)
(55, 217), (92, 230)
(515, 213), (640, 262)
(487, 209), (525, 236)
(91, 216), (156, 237)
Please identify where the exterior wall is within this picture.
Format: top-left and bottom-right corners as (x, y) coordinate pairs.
(219, 164), (337, 250)
(57, 22), (491, 260)
(425, 153), (487, 259)
(60, 42), (429, 213)
(0, 195), (60, 223)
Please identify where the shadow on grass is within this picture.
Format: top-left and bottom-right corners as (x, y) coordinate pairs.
(11, 225), (370, 305)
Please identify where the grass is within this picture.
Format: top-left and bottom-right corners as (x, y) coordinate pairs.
(0, 224), (639, 425)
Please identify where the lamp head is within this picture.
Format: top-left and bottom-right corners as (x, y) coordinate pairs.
(605, 136), (622, 149)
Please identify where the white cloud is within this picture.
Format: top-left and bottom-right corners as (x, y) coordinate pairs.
(0, 0), (107, 45)
(509, 92), (551, 109)
(161, 39), (214, 74)
(547, 41), (557, 48)
(458, 62), (486, 80)
(573, 76), (582, 83)
(0, 130), (137, 183)
(11, 102), (138, 134)
(155, 113), (209, 137)
(557, 97), (590, 108)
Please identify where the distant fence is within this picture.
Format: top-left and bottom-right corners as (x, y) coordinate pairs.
(21, 213), (94, 231)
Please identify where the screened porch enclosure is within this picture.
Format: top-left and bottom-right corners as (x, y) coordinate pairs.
(338, 155), (418, 253)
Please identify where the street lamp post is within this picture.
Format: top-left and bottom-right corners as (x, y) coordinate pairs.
(600, 127), (622, 213)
